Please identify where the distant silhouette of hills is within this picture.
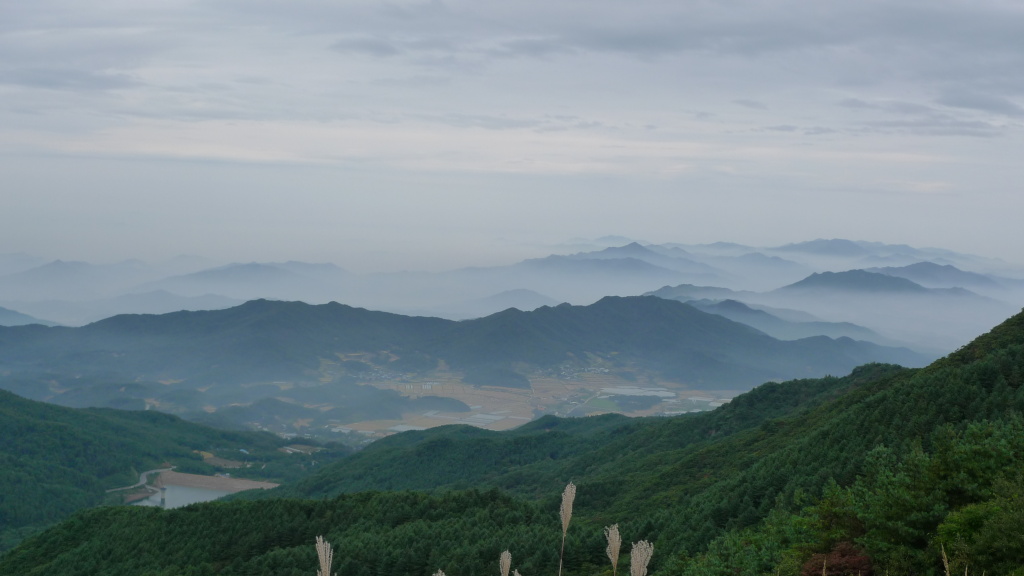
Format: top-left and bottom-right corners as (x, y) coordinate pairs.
(688, 299), (884, 342)
(777, 270), (930, 293)
(516, 254), (683, 277)
(774, 238), (870, 257)
(646, 283), (753, 301)
(866, 261), (1018, 290)
(140, 261), (350, 301)
(2, 240), (1020, 354)
(423, 289), (561, 320)
(0, 260), (157, 301)
(0, 306), (56, 327)
(0, 297), (929, 396)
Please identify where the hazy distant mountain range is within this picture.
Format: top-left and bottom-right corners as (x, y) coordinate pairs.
(2, 238), (1021, 352)
(0, 240), (1021, 571)
(0, 305), (56, 327)
(0, 296), (928, 417)
(684, 299), (885, 343)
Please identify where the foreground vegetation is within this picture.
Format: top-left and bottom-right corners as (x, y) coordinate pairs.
(1, 310), (1023, 574)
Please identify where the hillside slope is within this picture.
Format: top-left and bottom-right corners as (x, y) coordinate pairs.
(0, 391), (348, 551)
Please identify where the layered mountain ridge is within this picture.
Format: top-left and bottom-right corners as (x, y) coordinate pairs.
(0, 296), (928, 392)
(1, 306), (1022, 575)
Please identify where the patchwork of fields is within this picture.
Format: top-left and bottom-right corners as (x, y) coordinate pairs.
(332, 368), (737, 438)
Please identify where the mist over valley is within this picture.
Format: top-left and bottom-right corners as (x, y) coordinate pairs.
(1, 238), (1020, 445)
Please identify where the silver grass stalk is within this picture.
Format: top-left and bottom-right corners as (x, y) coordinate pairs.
(513, 570), (522, 576)
(558, 481), (576, 576)
(560, 482), (576, 536)
(500, 550), (511, 576)
(315, 535), (334, 576)
(605, 524), (621, 576)
(433, 571), (447, 576)
(629, 540), (654, 576)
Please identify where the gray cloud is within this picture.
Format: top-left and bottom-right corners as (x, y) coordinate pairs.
(838, 97), (1010, 137)
(331, 37), (405, 57)
(734, 99), (768, 110)
(754, 124), (838, 136)
(762, 125), (799, 132)
(489, 37), (572, 59)
(0, 68), (138, 90)
(3, 0), (1024, 272)
(424, 113), (541, 130)
(935, 90), (1024, 117)
(859, 117), (1004, 138)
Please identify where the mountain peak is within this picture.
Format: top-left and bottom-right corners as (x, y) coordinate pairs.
(779, 270), (928, 293)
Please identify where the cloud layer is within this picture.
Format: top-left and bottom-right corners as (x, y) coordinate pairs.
(2, 0), (1023, 268)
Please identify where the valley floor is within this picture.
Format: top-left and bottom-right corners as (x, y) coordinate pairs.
(326, 370), (739, 439)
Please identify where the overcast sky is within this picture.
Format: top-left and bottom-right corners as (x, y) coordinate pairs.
(2, 0), (1023, 271)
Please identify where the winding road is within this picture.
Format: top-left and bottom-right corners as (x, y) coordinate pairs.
(105, 467), (174, 493)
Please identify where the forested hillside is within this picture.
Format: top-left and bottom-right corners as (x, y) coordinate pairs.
(1, 309), (1022, 575)
(0, 391), (350, 551)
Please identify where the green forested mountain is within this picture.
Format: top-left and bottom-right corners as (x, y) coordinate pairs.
(0, 391), (349, 551)
(2, 309), (1022, 575)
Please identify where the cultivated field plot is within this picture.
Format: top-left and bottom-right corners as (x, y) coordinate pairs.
(346, 369), (739, 437)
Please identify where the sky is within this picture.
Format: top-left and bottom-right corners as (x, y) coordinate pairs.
(2, 0), (1023, 272)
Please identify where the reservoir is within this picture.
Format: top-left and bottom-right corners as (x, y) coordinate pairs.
(130, 470), (279, 509)
(133, 485), (232, 509)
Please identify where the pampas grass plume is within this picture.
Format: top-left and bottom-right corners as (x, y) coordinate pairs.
(315, 535), (334, 576)
(630, 540), (654, 576)
(605, 524), (621, 576)
(560, 482), (576, 536)
(558, 481), (576, 576)
(500, 550), (511, 576)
